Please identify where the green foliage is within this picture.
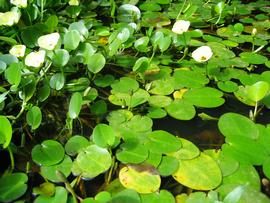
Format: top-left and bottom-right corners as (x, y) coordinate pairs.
(1, 0), (270, 202)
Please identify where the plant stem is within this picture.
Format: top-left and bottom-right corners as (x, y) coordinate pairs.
(176, 0), (187, 19)
(8, 146), (14, 172)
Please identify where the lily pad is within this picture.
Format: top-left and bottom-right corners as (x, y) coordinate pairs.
(157, 156), (179, 176)
(0, 115), (12, 148)
(240, 52), (268, 65)
(111, 77), (139, 94)
(32, 140), (65, 166)
(173, 69), (209, 89)
(0, 173), (28, 202)
(34, 186), (68, 203)
(92, 124), (116, 148)
(173, 153), (222, 190)
(247, 81), (269, 102)
(119, 165), (161, 194)
(183, 87), (225, 108)
(72, 145), (112, 179)
(116, 141), (149, 164)
(110, 189), (141, 203)
(165, 100), (196, 120)
(148, 95), (172, 107)
(148, 78), (174, 95)
(65, 135), (89, 156)
(169, 138), (200, 160)
(40, 155), (72, 182)
(145, 130), (182, 153)
(218, 113), (259, 139)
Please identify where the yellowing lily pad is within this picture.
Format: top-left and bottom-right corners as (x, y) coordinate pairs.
(173, 153), (222, 190)
(119, 165), (161, 194)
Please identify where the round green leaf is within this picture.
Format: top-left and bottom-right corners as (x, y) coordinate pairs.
(173, 153), (222, 190)
(65, 135), (89, 156)
(0, 173), (28, 202)
(87, 53), (106, 74)
(68, 92), (83, 119)
(41, 155), (72, 182)
(64, 30), (81, 50)
(148, 79), (174, 95)
(52, 49), (70, 67)
(169, 138), (200, 160)
(216, 164), (260, 199)
(217, 81), (238, 93)
(173, 69), (209, 89)
(183, 87), (225, 108)
(72, 145), (112, 179)
(94, 74), (115, 87)
(0, 115), (12, 148)
(148, 95), (171, 108)
(247, 81), (269, 102)
(165, 100), (196, 120)
(4, 62), (21, 86)
(218, 113), (259, 139)
(147, 107), (167, 119)
(32, 140), (65, 166)
(116, 142), (149, 164)
(92, 124), (116, 148)
(111, 189), (141, 203)
(157, 156), (179, 176)
(141, 190), (175, 203)
(34, 186), (68, 203)
(119, 165), (161, 194)
(50, 73), (65, 90)
(133, 57), (149, 72)
(111, 77), (139, 94)
(145, 130), (182, 153)
(240, 52), (268, 65)
(26, 106), (42, 130)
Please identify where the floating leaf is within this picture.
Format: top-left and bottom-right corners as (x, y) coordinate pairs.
(65, 135), (89, 156)
(34, 186), (68, 203)
(72, 145), (112, 179)
(110, 189), (141, 203)
(140, 190), (175, 203)
(32, 140), (65, 166)
(68, 92), (83, 119)
(0, 115), (12, 148)
(169, 138), (200, 160)
(247, 81), (269, 102)
(50, 73), (65, 90)
(183, 87), (225, 108)
(165, 100), (196, 120)
(111, 77), (139, 94)
(64, 30), (81, 50)
(0, 173), (28, 202)
(52, 49), (70, 67)
(145, 130), (182, 153)
(173, 69), (209, 89)
(119, 165), (161, 194)
(218, 113), (259, 139)
(116, 141), (149, 164)
(40, 155), (72, 182)
(240, 52), (268, 65)
(148, 79), (174, 95)
(26, 106), (42, 130)
(157, 156), (179, 176)
(87, 53), (106, 74)
(148, 95), (171, 108)
(173, 153), (222, 190)
(4, 62), (21, 86)
(92, 124), (116, 148)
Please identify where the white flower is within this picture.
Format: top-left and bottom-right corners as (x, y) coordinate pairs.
(10, 0), (27, 8)
(37, 33), (60, 50)
(0, 7), (21, 26)
(191, 46), (213, 63)
(252, 28), (257, 36)
(9, 45), (26, 57)
(68, 0), (79, 6)
(25, 50), (46, 67)
(172, 20), (190, 35)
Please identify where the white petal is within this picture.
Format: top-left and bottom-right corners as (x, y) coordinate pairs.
(9, 45), (26, 57)
(25, 50), (46, 67)
(191, 46), (213, 63)
(38, 33), (60, 50)
(172, 20), (190, 35)
(10, 0), (27, 8)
